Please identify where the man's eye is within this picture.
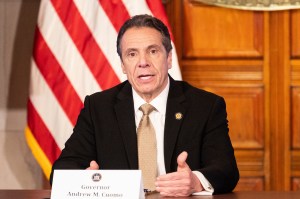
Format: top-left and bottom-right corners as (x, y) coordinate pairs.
(150, 49), (157, 54)
(128, 52), (136, 57)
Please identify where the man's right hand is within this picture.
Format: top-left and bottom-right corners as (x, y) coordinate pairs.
(86, 160), (99, 170)
(155, 151), (203, 196)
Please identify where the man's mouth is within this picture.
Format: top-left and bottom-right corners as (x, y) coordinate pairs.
(138, 74), (154, 80)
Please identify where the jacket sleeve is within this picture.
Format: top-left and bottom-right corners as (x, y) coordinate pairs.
(198, 97), (239, 194)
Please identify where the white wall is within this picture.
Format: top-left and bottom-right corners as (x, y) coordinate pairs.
(0, 0), (42, 189)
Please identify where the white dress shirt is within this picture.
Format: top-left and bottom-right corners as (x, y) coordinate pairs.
(132, 78), (214, 195)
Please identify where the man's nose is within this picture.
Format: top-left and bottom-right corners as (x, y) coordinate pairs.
(138, 53), (149, 68)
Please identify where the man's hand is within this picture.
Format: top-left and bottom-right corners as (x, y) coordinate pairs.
(155, 151), (203, 197)
(86, 160), (99, 170)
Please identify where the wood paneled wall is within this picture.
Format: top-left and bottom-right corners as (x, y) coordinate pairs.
(291, 9), (300, 190)
(165, 0), (300, 191)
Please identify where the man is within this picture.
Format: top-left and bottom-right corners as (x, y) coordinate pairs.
(50, 14), (239, 196)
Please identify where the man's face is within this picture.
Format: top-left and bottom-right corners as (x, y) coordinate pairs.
(120, 27), (172, 102)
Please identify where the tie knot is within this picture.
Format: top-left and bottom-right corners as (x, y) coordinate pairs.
(139, 103), (155, 115)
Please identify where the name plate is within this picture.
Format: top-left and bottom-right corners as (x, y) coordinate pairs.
(51, 170), (144, 199)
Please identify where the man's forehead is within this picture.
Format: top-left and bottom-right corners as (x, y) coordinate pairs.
(121, 27), (163, 48)
(125, 27), (161, 37)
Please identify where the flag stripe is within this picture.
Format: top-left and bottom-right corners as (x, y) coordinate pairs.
(29, 59), (74, 149)
(50, 0), (121, 90)
(122, 0), (152, 17)
(99, 0), (130, 32)
(33, 28), (82, 126)
(27, 100), (61, 164)
(73, 0), (127, 82)
(146, 0), (175, 41)
(37, 0), (101, 100)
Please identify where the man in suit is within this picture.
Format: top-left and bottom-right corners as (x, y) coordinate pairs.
(50, 14), (239, 196)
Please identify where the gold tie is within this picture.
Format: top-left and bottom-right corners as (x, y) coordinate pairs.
(137, 103), (157, 191)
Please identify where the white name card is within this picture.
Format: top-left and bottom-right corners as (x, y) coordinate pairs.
(51, 170), (144, 199)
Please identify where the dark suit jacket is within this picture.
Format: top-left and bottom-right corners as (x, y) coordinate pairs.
(50, 77), (239, 194)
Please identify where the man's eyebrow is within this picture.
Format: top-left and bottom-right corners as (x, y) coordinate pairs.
(147, 44), (161, 49)
(123, 44), (162, 55)
(124, 48), (138, 54)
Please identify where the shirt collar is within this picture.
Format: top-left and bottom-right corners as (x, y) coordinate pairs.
(132, 77), (169, 115)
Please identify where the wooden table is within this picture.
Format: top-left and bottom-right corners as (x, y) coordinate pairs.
(0, 190), (299, 199)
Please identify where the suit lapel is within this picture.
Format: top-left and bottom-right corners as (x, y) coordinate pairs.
(114, 82), (138, 169)
(164, 78), (186, 173)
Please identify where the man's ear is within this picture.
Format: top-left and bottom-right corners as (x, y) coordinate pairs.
(167, 51), (172, 69)
(121, 61), (127, 74)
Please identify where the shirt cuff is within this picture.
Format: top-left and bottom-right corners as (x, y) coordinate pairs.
(192, 171), (214, 195)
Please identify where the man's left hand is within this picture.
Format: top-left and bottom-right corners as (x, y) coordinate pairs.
(86, 160), (99, 170)
(155, 151), (203, 197)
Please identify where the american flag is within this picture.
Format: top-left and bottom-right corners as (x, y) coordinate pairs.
(25, 0), (181, 179)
